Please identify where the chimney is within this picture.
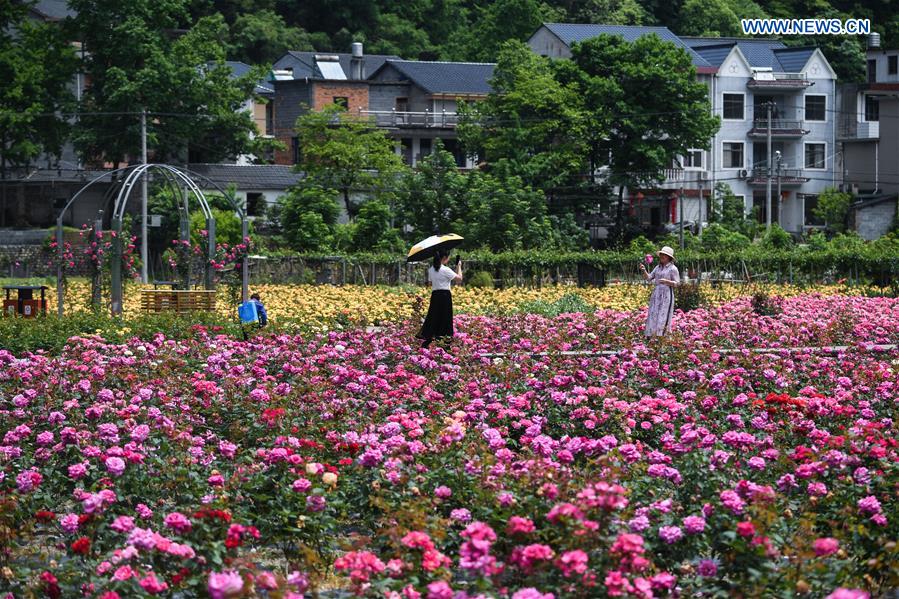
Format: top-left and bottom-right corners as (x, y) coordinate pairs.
(350, 42), (364, 79)
(868, 32), (881, 49)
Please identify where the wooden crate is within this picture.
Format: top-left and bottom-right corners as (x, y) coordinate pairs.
(141, 290), (217, 314)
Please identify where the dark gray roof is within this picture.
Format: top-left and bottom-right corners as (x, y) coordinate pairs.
(685, 37), (818, 72)
(272, 51), (400, 81)
(30, 0), (75, 20)
(369, 60), (495, 95)
(187, 164), (303, 190)
(223, 61), (274, 95)
(541, 23), (712, 69)
(850, 193), (898, 210)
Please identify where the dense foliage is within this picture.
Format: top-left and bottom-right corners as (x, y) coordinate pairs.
(180, 0), (894, 82)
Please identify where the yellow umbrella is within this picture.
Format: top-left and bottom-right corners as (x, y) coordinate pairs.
(406, 234), (464, 263)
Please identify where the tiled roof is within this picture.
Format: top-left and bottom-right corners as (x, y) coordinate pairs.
(272, 51), (400, 81)
(187, 164), (303, 190)
(223, 61), (274, 95)
(370, 60), (495, 95)
(684, 37), (817, 72)
(541, 23), (713, 68)
(30, 0), (75, 20)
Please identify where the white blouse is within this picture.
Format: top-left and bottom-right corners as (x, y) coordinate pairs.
(429, 265), (457, 291)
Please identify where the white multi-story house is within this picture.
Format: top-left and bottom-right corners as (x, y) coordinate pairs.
(529, 24), (839, 235)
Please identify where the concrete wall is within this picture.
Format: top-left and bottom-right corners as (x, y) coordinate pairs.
(842, 141), (879, 192)
(529, 27), (571, 58)
(879, 97), (899, 196)
(853, 201), (897, 240)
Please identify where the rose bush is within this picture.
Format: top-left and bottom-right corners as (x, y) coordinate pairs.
(0, 294), (897, 597)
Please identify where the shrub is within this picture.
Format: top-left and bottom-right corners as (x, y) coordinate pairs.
(750, 288), (783, 316)
(518, 293), (595, 317)
(466, 271), (495, 289)
(675, 281), (703, 311)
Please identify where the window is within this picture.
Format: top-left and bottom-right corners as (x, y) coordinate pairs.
(723, 142), (744, 169)
(291, 137), (300, 164)
(333, 96), (349, 109)
(246, 193), (264, 217)
(805, 95), (826, 121)
(400, 138), (413, 165)
(265, 102), (273, 136)
(867, 59), (877, 83)
(723, 93), (744, 119)
(864, 95), (879, 121)
(890, 55), (898, 76)
(683, 149), (703, 169)
(419, 138), (432, 160)
(803, 194), (825, 226)
(804, 143), (825, 170)
(395, 97), (408, 112)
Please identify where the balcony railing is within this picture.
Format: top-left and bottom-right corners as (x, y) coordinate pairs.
(359, 109), (460, 128)
(747, 72), (813, 90)
(748, 166), (809, 186)
(748, 119), (809, 137)
(838, 120), (879, 140)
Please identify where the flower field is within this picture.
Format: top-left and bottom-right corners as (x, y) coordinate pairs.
(1, 293), (898, 598)
(57, 280), (875, 327)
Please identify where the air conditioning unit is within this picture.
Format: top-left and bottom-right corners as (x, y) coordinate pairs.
(738, 169), (749, 179)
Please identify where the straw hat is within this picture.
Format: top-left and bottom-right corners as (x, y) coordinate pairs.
(658, 246), (675, 261)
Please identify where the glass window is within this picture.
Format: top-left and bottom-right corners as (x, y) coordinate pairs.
(868, 59), (877, 83)
(805, 143), (825, 169)
(804, 194), (825, 226)
(889, 55), (898, 75)
(683, 150), (703, 169)
(723, 142), (744, 169)
(333, 96), (349, 108)
(805, 95), (826, 121)
(723, 94), (744, 119)
(864, 95), (879, 121)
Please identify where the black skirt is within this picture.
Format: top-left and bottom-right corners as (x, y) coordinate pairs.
(417, 290), (454, 341)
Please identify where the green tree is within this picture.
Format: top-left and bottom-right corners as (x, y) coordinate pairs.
(814, 186), (852, 233)
(558, 0), (648, 24)
(70, 0), (273, 166)
(351, 199), (404, 252)
(462, 171), (554, 252)
(677, 0), (741, 36)
(279, 186), (341, 252)
(462, 0), (562, 62)
(190, 208), (244, 246)
(294, 104), (406, 220)
(570, 33), (720, 245)
(458, 41), (589, 193)
(0, 3), (77, 176)
(398, 139), (469, 240)
(228, 9), (312, 64)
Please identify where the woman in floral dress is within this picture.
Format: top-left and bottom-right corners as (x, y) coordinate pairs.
(639, 246), (680, 337)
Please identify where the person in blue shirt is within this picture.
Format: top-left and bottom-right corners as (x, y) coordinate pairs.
(250, 293), (268, 327)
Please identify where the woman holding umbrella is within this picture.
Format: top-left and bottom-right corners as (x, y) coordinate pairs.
(408, 234), (464, 348)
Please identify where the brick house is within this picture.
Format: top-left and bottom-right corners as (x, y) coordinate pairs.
(269, 45), (400, 165)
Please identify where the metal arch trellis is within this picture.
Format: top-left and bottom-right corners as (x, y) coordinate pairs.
(55, 164), (249, 316)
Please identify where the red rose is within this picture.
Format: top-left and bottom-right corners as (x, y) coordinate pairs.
(736, 521), (756, 538)
(71, 536), (91, 555)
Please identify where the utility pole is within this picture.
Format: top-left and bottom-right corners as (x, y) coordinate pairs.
(140, 109), (149, 284)
(775, 150), (782, 227)
(765, 101), (773, 231)
(679, 186), (685, 250)
(698, 181), (704, 236)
